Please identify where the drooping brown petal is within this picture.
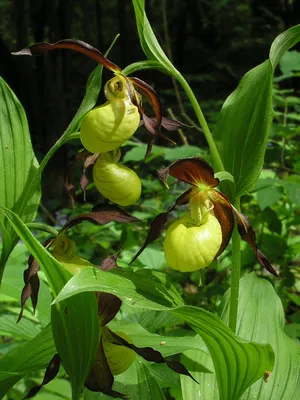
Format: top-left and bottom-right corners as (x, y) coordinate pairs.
(167, 158), (219, 187)
(80, 153), (100, 197)
(64, 150), (90, 207)
(24, 354), (61, 399)
(130, 211), (169, 264)
(18, 238), (55, 323)
(209, 190), (234, 258)
(232, 207), (279, 277)
(85, 335), (126, 398)
(107, 329), (196, 383)
(130, 188), (194, 263)
(140, 116), (191, 131)
(62, 204), (141, 231)
(161, 116), (192, 131)
(142, 114), (176, 145)
(129, 77), (162, 125)
(99, 252), (120, 271)
(13, 39), (121, 72)
(96, 292), (122, 327)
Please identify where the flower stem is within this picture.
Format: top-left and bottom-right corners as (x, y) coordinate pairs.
(176, 74), (225, 173)
(229, 196), (241, 333)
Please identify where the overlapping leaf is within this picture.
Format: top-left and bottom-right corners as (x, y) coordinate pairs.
(0, 77), (41, 281)
(220, 273), (300, 400)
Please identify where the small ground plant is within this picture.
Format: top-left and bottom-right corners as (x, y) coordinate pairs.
(0, 1), (299, 399)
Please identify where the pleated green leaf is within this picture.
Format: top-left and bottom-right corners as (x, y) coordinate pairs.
(51, 294), (99, 399)
(172, 306), (275, 400)
(0, 77), (41, 281)
(0, 323), (56, 398)
(213, 60), (274, 198)
(53, 266), (184, 310)
(220, 272), (300, 400)
(0, 207), (99, 399)
(213, 25), (300, 198)
(269, 24), (300, 70)
(181, 349), (219, 400)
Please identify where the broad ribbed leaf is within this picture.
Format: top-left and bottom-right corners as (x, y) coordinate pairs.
(269, 24), (300, 70)
(0, 208), (99, 399)
(172, 306), (275, 400)
(213, 25), (300, 199)
(52, 293), (99, 399)
(220, 272), (300, 400)
(0, 207), (70, 296)
(53, 267), (184, 310)
(0, 323), (56, 398)
(0, 77), (41, 281)
(213, 60), (273, 198)
(181, 349), (219, 400)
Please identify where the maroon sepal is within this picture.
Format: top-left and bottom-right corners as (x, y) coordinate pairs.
(143, 114), (176, 145)
(96, 292), (122, 327)
(167, 158), (219, 187)
(96, 253), (122, 326)
(24, 354), (61, 399)
(80, 153), (100, 198)
(209, 190), (234, 258)
(99, 252), (120, 271)
(140, 116), (191, 131)
(18, 238), (54, 322)
(129, 77), (163, 125)
(13, 39), (121, 72)
(107, 329), (197, 383)
(130, 188), (194, 264)
(232, 207), (279, 277)
(130, 212), (169, 264)
(62, 204), (141, 231)
(85, 336), (126, 398)
(64, 150), (90, 207)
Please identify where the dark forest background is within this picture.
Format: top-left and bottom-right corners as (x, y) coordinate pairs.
(1, 0), (299, 206)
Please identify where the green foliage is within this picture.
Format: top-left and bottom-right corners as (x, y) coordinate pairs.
(0, 3), (300, 400)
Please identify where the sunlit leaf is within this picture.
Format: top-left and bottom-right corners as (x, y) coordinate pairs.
(172, 306), (275, 400)
(0, 77), (41, 281)
(219, 272), (300, 400)
(269, 24), (300, 70)
(53, 267), (184, 310)
(0, 324), (56, 398)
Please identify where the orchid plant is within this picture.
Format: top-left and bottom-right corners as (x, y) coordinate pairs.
(0, 1), (300, 399)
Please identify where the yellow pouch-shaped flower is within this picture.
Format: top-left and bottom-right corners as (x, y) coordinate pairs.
(93, 150), (141, 206)
(80, 76), (140, 153)
(164, 213), (222, 272)
(102, 330), (136, 376)
(52, 234), (93, 275)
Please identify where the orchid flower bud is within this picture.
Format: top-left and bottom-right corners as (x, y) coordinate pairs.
(52, 234), (93, 274)
(164, 194), (222, 272)
(93, 149), (142, 206)
(80, 75), (140, 153)
(102, 330), (136, 375)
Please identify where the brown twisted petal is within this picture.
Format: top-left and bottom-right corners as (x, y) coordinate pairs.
(106, 329), (197, 383)
(129, 76), (163, 125)
(208, 190), (234, 258)
(85, 335), (126, 398)
(130, 188), (196, 264)
(18, 238), (55, 323)
(62, 204), (141, 231)
(232, 207), (279, 277)
(12, 39), (121, 72)
(24, 354), (61, 399)
(167, 157), (220, 187)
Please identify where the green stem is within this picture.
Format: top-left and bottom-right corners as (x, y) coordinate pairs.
(176, 74), (225, 173)
(26, 222), (59, 236)
(229, 196), (241, 333)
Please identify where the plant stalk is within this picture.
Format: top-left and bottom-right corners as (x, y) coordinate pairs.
(176, 74), (225, 173)
(229, 196), (241, 333)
